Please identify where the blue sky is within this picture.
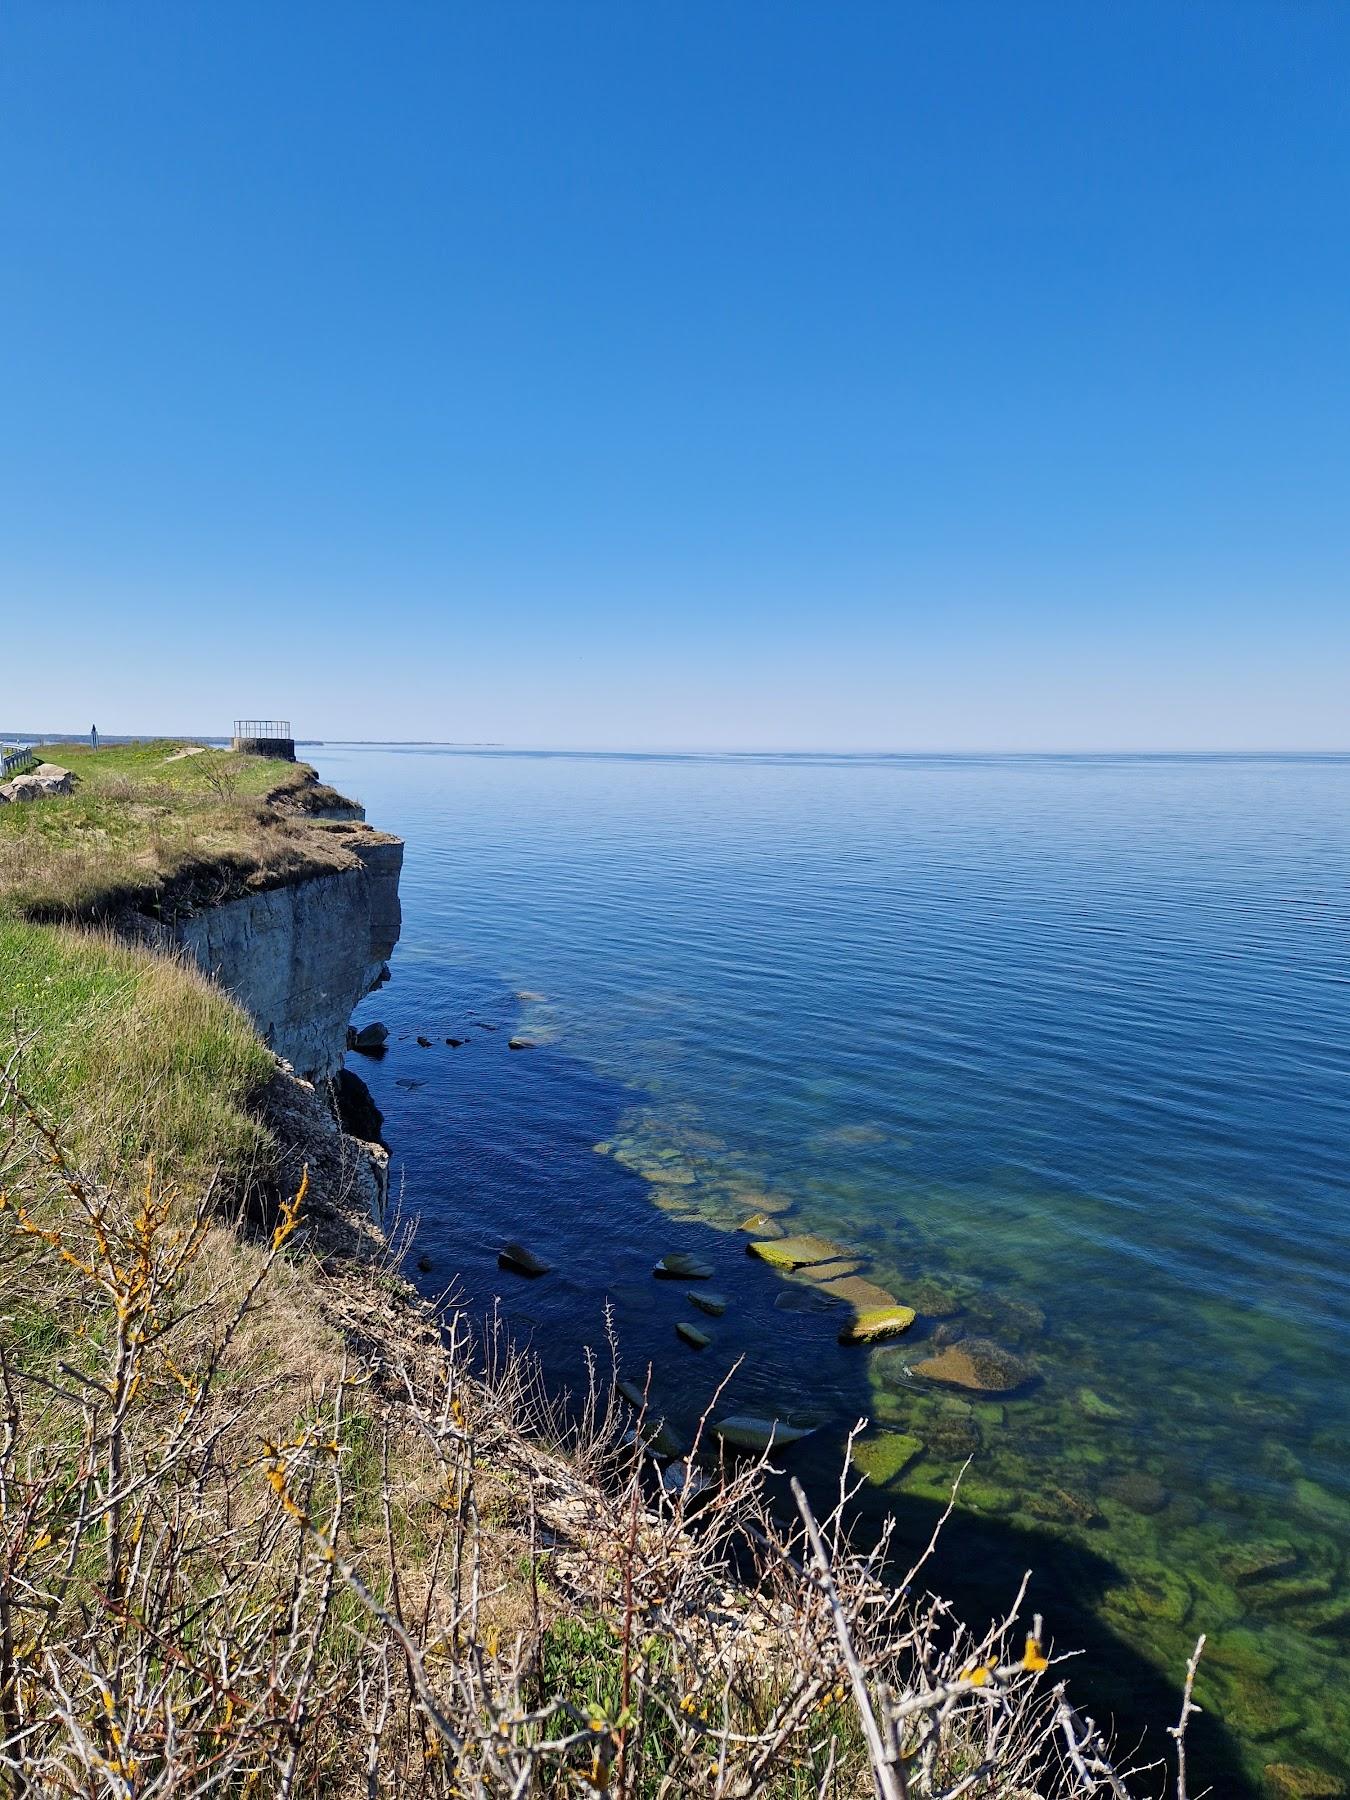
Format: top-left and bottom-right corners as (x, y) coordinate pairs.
(2, 2), (1347, 750)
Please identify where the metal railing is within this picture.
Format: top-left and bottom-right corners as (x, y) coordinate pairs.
(233, 720), (291, 740)
(2, 745), (36, 779)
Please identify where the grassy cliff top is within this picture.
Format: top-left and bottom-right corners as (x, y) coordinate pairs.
(0, 739), (372, 924)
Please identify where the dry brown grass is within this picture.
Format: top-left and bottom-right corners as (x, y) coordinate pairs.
(0, 1069), (1197, 1800)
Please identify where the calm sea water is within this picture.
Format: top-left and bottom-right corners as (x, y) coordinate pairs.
(325, 747), (1350, 1796)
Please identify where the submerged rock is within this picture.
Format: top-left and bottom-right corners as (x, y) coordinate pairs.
(687, 1290), (728, 1317)
(675, 1321), (711, 1350)
(498, 1242), (551, 1277)
(1223, 1541), (1300, 1587)
(738, 1213), (784, 1237)
(906, 1279), (963, 1319)
(1263, 1766), (1345, 1800)
(911, 1338), (1032, 1395)
(816, 1273), (900, 1313)
(838, 1305), (916, 1345)
(653, 1253), (714, 1281)
(853, 1432), (924, 1487)
(445, 1037), (467, 1047)
(774, 1285), (839, 1315)
(713, 1415), (816, 1454)
(747, 1234), (851, 1271)
(1101, 1471), (1169, 1515)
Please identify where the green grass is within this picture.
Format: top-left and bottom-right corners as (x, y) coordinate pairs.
(35, 739), (303, 797)
(0, 741), (358, 924)
(0, 915), (274, 1182)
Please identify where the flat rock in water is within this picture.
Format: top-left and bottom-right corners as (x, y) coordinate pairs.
(653, 1252), (714, 1281)
(854, 1432), (924, 1487)
(799, 1257), (864, 1282)
(911, 1337), (1032, 1394)
(675, 1321), (711, 1350)
(687, 1289), (728, 1316)
(416, 1036), (433, 1047)
(838, 1304), (917, 1345)
(445, 1037), (467, 1047)
(747, 1234), (851, 1271)
(814, 1273), (897, 1313)
(507, 1037), (535, 1051)
(713, 1415), (816, 1453)
(498, 1241), (551, 1278)
(774, 1285), (839, 1315)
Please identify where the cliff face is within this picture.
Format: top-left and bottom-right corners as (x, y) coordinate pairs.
(169, 831), (403, 1081)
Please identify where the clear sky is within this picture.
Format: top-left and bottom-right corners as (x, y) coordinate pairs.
(2, 2), (1348, 751)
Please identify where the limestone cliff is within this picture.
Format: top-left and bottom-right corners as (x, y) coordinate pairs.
(168, 829), (403, 1081)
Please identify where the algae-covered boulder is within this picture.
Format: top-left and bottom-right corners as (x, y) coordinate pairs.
(853, 1432), (924, 1487)
(747, 1234), (851, 1271)
(713, 1415), (816, 1453)
(498, 1242), (551, 1277)
(911, 1338), (1032, 1394)
(675, 1321), (711, 1350)
(838, 1304), (916, 1345)
(654, 1252), (714, 1281)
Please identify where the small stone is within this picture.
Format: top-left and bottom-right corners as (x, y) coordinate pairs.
(445, 1037), (467, 1047)
(498, 1242), (551, 1277)
(911, 1338), (1033, 1394)
(507, 1037), (535, 1050)
(348, 1021), (389, 1054)
(662, 1460), (710, 1497)
(653, 1253), (713, 1281)
(675, 1321), (711, 1350)
(416, 1036), (433, 1048)
(747, 1234), (852, 1271)
(687, 1290), (728, 1316)
(838, 1305), (917, 1345)
(713, 1415), (816, 1453)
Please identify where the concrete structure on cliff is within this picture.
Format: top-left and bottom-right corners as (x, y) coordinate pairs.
(232, 718), (296, 761)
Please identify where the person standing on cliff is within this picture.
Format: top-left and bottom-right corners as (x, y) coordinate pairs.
(91, 724), (98, 748)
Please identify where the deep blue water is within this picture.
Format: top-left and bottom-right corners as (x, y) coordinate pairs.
(324, 747), (1350, 1794)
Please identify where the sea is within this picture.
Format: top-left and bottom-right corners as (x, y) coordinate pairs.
(319, 745), (1350, 1797)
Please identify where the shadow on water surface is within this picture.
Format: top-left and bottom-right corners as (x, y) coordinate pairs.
(351, 1002), (1257, 1799)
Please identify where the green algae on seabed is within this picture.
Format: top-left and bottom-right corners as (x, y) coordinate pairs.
(600, 1099), (1350, 1791)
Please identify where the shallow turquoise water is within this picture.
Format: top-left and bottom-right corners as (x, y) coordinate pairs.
(326, 747), (1350, 1795)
